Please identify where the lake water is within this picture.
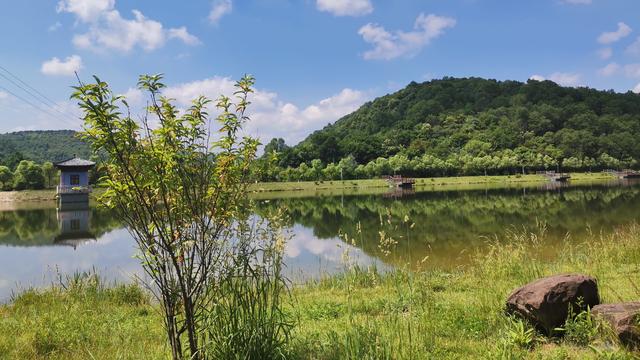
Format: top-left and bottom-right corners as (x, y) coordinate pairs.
(1, 179), (639, 301)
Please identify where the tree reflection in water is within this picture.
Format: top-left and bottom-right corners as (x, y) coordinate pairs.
(255, 180), (640, 268)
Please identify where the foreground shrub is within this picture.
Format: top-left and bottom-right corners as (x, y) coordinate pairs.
(73, 74), (289, 360)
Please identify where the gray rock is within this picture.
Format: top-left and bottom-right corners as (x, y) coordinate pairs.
(592, 302), (640, 348)
(506, 274), (600, 334)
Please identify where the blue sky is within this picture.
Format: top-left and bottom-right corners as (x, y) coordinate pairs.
(1, 0), (640, 145)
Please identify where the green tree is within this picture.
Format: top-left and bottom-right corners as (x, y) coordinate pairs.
(5, 151), (24, 170)
(562, 157), (582, 171)
(338, 155), (357, 179)
(599, 153), (621, 170)
(583, 157), (597, 172)
(263, 137), (289, 156)
(322, 162), (340, 180)
(13, 160), (45, 190)
(74, 74), (289, 359)
(298, 162), (311, 181)
(0, 166), (13, 191)
(310, 159), (323, 180)
(41, 161), (57, 189)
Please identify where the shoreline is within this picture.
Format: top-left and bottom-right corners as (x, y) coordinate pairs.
(250, 172), (617, 193)
(1, 222), (638, 358)
(0, 172), (619, 207)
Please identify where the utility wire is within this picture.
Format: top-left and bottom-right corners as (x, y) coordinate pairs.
(0, 84), (78, 128)
(0, 66), (62, 109)
(0, 67), (78, 121)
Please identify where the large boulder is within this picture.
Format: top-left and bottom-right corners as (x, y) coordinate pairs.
(592, 302), (640, 348)
(506, 274), (600, 334)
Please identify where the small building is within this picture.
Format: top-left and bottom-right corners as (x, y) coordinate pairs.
(384, 175), (416, 189)
(54, 156), (95, 203)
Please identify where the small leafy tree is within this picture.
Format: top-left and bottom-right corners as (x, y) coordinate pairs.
(13, 160), (45, 190)
(73, 74), (289, 359)
(0, 166), (13, 190)
(42, 161), (58, 189)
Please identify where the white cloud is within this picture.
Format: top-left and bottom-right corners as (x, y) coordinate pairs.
(209, 0), (232, 24)
(48, 22), (62, 32)
(41, 55), (83, 76)
(0, 91), (8, 100)
(58, 0), (199, 52)
(561, 0), (591, 4)
(359, 13), (456, 60)
(529, 72), (582, 87)
(597, 22), (632, 45)
(57, 0), (115, 22)
(624, 64), (640, 78)
(159, 76), (370, 145)
(168, 27), (201, 46)
(316, 0), (373, 17)
(597, 47), (612, 60)
(633, 83), (640, 94)
(598, 62), (620, 77)
(118, 87), (144, 106)
(626, 37), (640, 56)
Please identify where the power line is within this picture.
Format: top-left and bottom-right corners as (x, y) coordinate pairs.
(0, 67), (79, 121)
(0, 84), (79, 128)
(0, 65), (61, 109)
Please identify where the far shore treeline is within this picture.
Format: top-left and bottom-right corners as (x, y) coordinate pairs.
(2, 77), (640, 185)
(255, 77), (640, 181)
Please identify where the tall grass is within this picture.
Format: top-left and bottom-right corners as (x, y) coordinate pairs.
(204, 216), (292, 359)
(0, 272), (164, 359)
(290, 222), (640, 359)
(3, 222), (640, 358)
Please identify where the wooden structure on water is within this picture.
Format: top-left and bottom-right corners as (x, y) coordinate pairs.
(537, 171), (571, 182)
(384, 175), (416, 188)
(604, 169), (640, 179)
(53, 156), (96, 249)
(54, 156), (95, 204)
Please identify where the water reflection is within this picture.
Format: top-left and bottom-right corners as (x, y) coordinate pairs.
(382, 188), (416, 199)
(0, 207), (120, 248)
(55, 204), (96, 249)
(0, 179), (639, 300)
(255, 179), (640, 268)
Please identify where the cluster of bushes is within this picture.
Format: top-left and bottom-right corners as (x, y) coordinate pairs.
(0, 160), (58, 191)
(255, 150), (637, 182)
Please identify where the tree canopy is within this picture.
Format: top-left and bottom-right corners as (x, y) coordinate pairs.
(268, 77), (640, 176)
(0, 130), (90, 167)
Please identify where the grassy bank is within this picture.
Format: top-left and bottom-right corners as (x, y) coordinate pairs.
(249, 172), (617, 193)
(0, 173), (619, 206)
(2, 223), (640, 359)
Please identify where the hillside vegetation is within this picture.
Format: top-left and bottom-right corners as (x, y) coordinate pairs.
(261, 77), (640, 181)
(0, 130), (90, 167)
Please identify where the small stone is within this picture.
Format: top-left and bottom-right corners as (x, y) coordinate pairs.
(592, 302), (640, 348)
(505, 274), (600, 334)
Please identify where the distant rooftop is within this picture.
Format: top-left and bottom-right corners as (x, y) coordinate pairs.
(54, 156), (96, 168)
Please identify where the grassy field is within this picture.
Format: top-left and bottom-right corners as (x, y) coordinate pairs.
(1, 222), (639, 359)
(0, 173), (619, 206)
(249, 172), (617, 194)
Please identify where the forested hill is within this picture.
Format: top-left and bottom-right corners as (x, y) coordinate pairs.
(0, 130), (91, 167)
(275, 77), (640, 169)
